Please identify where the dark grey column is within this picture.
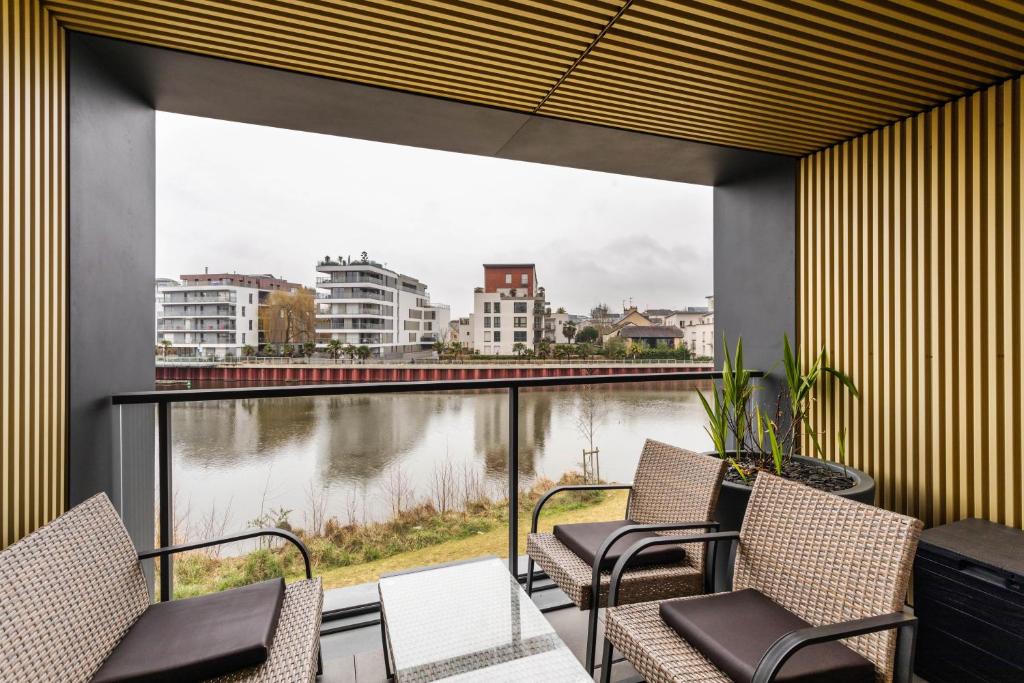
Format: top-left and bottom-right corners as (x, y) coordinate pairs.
(68, 34), (156, 559)
(713, 160), (798, 396)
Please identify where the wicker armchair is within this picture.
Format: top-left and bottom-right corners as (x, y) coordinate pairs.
(0, 493), (323, 682)
(525, 439), (726, 673)
(599, 474), (924, 683)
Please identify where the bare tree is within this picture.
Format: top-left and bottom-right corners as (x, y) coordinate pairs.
(303, 483), (328, 537)
(381, 465), (414, 518)
(260, 289), (316, 345)
(460, 462), (488, 510)
(429, 460), (458, 514)
(576, 384), (605, 482)
(194, 498), (234, 558)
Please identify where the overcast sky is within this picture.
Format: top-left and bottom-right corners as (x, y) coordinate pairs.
(156, 112), (713, 317)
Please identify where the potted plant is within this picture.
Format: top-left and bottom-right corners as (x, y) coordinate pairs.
(699, 335), (875, 536)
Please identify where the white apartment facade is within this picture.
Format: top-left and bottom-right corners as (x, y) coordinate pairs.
(156, 283), (259, 358)
(470, 264), (546, 355)
(455, 317), (473, 347)
(315, 257), (449, 357)
(667, 296), (714, 359)
(545, 310), (573, 344)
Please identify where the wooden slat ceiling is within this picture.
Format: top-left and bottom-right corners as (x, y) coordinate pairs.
(42, 0), (1024, 155)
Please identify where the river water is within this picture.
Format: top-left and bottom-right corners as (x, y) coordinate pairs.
(169, 382), (713, 536)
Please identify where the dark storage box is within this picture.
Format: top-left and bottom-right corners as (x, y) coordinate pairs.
(914, 518), (1024, 683)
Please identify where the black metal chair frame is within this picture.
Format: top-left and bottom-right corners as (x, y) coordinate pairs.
(598, 532), (918, 683)
(139, 527), (324, 677)
(525, 483), (719, 674)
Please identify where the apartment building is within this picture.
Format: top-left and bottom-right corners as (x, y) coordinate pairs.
(454, 317), (473, 347)
(178, 271), (308, 344)
(156, 281), (259, 357)
(179, 271), (304, 299)
(469, 264), (549, 355)
(315, 257), (449, 357)
(668, 296), (714, 359)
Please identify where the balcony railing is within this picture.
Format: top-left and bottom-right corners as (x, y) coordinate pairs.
(160, 308), (235, 317)
(317, 273), (387, 286)
(162, 293), (237, 303)
(316, 290), (388, 301)
(111, 370), (754, 615)
(317, 305), (390, 316)
(317, 320), (386, 330)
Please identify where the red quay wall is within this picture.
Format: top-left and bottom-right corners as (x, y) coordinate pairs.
(155, 363), (714, 384)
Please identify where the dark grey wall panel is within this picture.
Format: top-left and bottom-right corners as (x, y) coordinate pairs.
(72, 33), (793, 187)
(498, 117), (789, 186)
(713, 161), (797, 394)
(68, 35), (156, 551)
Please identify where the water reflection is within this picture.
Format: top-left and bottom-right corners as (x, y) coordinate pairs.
(472, 390), (552, 476)
(173, 398), (319, 467)
(170, 382), (713, 531)
(318, 393), (459, 481)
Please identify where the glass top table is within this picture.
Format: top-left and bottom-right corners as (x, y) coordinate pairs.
(378, 557), (591, 682)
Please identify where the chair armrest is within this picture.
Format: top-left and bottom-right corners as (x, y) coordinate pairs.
(752, 612), (918, 683)
(606, 531), (741, 607)
(138, 528), (313, 580)
(530, 484), (632, 533)
(592, 522), (720, 598)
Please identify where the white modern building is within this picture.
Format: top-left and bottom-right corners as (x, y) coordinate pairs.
(545, 310), (573, 344)
(156, 282), (259, 358)
(668, 296), (714, 359)
(469, 264), (549, 355)
(315, 256), (449, 357)
(454, 317), (473, 347)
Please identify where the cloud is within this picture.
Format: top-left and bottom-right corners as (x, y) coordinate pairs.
(157, 112), (713, 316)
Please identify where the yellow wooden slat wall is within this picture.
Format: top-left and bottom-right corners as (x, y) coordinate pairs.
(38, 0), (1024, 156)
(800, 75), (1023, 529)
(1, 0), (66, 549)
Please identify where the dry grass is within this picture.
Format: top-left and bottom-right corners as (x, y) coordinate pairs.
(316, 489), (628, 589)
(171, 472), (627, 597)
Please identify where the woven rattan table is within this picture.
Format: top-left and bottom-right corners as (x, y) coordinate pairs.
(378, 557), (590, 682)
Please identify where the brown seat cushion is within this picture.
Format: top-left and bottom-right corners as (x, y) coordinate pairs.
(91, 577), (286, 683)
(553, 519), (686, 571)
(659, 589), (875, 683)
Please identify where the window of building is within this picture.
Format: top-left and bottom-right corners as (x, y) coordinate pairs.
(520, 273), (528, 285)
(484, 302), (491, 313)
(493, 302), (501, 313)
(409, 333), (417, 342)
(514, 317), (527, 327)
(248, 320), (253, 331)
(514, 331), (527, 342)
(484, 316), (491, 328)
(493, 331), (501, 342)
(493, 317), (501, 328)
(249, 293), (253, 304)
(513, 301), (527, 313)
(505, 273), (512, 284)
(484, 331), (491, 342)
(241, 306), (246, 316)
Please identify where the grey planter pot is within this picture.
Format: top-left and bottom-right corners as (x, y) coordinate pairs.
(711, 453), (875, 531)
(705, 452), (876, 589)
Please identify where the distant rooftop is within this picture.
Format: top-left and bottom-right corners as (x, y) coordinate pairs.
(618, 325), (685, 339)
(179, 272), (306, 291)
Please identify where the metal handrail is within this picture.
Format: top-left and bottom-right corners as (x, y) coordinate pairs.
(112, 370), (760, 604)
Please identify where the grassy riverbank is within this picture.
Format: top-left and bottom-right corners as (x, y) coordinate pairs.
(171, 475), (628, 598)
